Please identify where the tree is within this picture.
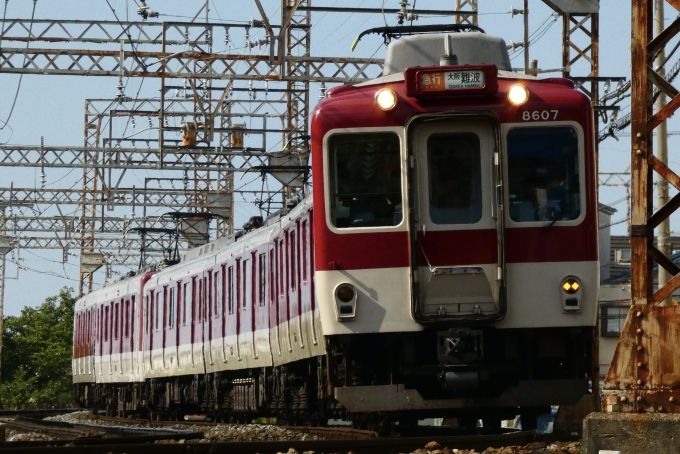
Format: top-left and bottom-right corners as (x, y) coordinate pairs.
(0, 287), (75, 408)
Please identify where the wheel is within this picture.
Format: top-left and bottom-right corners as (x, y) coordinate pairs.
(519, 412), (538, 431)
(482, 416), (502, 432)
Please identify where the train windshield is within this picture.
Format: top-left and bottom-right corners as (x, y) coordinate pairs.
(427, 133), (483, 225)
(328, 133), (402, 228)
(507, 126), (580, 223)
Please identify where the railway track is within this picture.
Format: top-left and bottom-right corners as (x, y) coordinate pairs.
(0, 411), (552, 453)
(89, 414), (378, 440)
(0, 430), (535, 453)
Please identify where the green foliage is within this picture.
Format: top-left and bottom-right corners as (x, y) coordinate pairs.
(0, 287), (75, 409)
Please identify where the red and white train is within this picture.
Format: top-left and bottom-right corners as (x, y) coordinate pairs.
(73, 29), (598, 428)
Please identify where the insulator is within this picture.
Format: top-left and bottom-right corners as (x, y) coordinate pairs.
(225, 27), (230, 46)
(406, 12), (418, 21)
(131, 117), (136, 129)
(148, 116), (153, 127)
(604, 79), (611, 93)
(319, 82), (327, 100)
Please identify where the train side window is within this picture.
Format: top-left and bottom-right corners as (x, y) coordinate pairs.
(427, 133), (483, 225)
(251, 253), (257, 308)
(125, 300), (130, 338)
(130, 297), (135, 341)
(155, 292), (160, 331)
(213, 270), (219, 317)
(114, 303), (119, 340)
(169, 287), (175, 329)
(269, 249), (275, 305)
(328, 133), (402, 228)
(236, 259), (242, 310)
(191, 277), (197, 324)
(302, 220), (308, 283)
(278, 240), (283, 296)
(208, 271), (213, 319)
(183, 283), (188, 325)
(244, 258), (251, 309)
(259, 253), (267, 306)
(228, 266), (235, 314)
(290, 230), (297, 290)
(145, 296), (149, 334)
(221, 265), (226, 316)
(507, 127), (580, 222)
(104, 306), (110, 342)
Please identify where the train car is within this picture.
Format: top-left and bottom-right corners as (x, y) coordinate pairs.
(74, 28), (598, 428)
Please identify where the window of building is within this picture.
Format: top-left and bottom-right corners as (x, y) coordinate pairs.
(328, 133), (402, 228)
(427, 133), (482, 225)
(616, 248), (631, 264)
(507, 127), (580, 223)
(601, 305), (629, 337)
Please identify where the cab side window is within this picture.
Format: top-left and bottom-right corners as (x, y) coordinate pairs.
(507, 127), (580, 223)
(328, 133), (402, 228)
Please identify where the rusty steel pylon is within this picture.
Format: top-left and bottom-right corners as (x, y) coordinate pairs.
(603, 0), (680, 413)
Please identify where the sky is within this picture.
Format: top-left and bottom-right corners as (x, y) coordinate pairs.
(0, 0), (660, 315)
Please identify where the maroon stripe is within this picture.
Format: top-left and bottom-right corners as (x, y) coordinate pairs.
(415, 230), (497, 266)
(314, 230), (411, 271)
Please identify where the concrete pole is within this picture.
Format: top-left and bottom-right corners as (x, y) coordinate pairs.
(524, 0), (529, 74)
(655, 0), (672, 305)
(0, 253), (5, 385)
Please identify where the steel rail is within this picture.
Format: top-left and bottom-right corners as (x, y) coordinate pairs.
(0, 431), (535, 454)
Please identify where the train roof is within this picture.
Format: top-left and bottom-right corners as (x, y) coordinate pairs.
(383, 32), (512, 76)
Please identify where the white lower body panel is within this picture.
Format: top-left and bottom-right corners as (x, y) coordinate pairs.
(316, 267), (421, 336)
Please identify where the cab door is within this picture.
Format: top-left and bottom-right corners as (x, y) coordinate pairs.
(411, 119), (504, 321)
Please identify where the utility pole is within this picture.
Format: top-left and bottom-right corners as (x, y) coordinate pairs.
(655, 0), (672, 305)
(524, 0), (529, 74)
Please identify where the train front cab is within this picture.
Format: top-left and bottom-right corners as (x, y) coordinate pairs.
(313, 54), (598, 425)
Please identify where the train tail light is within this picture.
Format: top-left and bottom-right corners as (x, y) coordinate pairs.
(508, 84), (529, 105)
(375, 88), (398, 111)
(335, 284), (357, 320)
(561, 277), (582, 312)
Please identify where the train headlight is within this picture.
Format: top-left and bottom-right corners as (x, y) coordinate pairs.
(336, 284), (355, 302)
(560, 277), (582, 312)
(508, 84), (529, 106)
(334, 283), (357, 320)
(375, 88), (398, 111)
